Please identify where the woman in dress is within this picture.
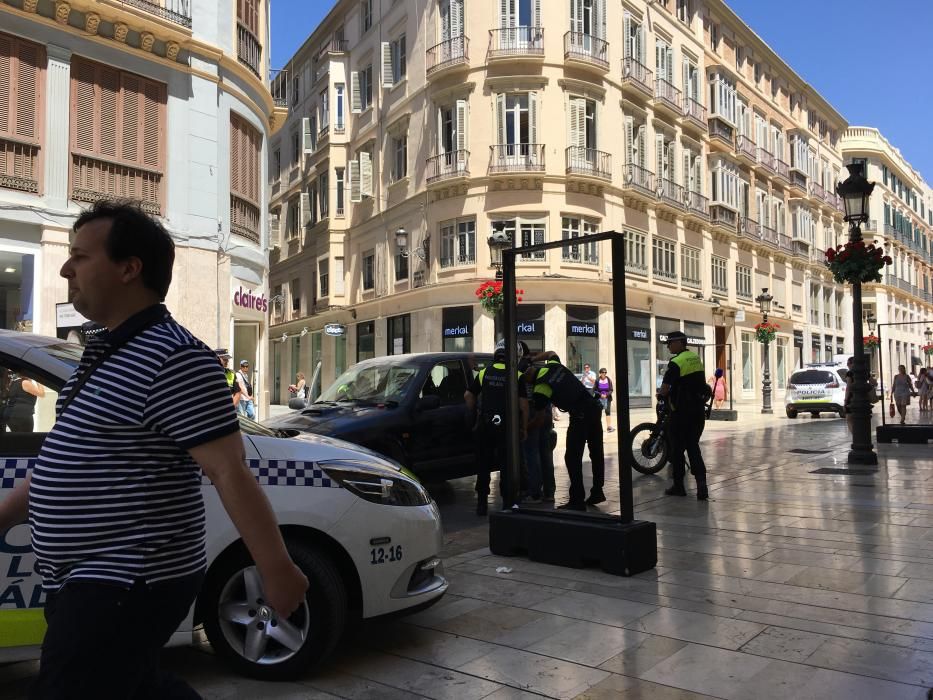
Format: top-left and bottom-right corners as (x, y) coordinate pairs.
(288, 372), (307, 403)
(708, 371), (727, 409)
(891, 365), (913, 425)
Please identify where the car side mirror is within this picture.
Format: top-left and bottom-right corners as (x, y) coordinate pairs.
(417, 394), (441, 411)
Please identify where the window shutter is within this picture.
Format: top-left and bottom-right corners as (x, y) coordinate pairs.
(569, 97), (584, 149)
(655, 132), (663, 180)
(694, 155), (702, 195)
(302, 117), (313, 152)
(120, 74), (141, 165)
(0, 35), (11, 136)
(500, 0), (511, 28)
(142, 80), (163, 170)
(624, 116), (634, 166)
(350, 71), (361, 113)
(300, 192), (310, 226)
(349, 157), (361, 202)
(381, 41), (393, 88)
(455, 99), (467, 153)
(496, 93), (506, 146)
(230, 117), (241, 196)
(598, 0), (606, 39)
(683, 149), (691, 190)
(637, 125), (646, 170)
(99, 67), (119, 159)
(570, 0), (581, 33)
(666, 45), (673, 82)
(529, 91), (537, 145)
(360, 150), (372, 197)
(534, 0), (541, 26)
(667, 141), (675, 181)
(14, 40), (40, 141)
(451, 0), (463, 38)
(623, 13), (631, 59)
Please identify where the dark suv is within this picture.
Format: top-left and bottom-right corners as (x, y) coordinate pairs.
(262, 352), (492, 479)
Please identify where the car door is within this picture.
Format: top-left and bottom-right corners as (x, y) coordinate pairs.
(407, 360), (469, 472)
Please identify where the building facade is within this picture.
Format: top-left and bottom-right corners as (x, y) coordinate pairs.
(840, 127), (933, 379)
(268, 0), (927, 408)
(0, 0), (284, 415)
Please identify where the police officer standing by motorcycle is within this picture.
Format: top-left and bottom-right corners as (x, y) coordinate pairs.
(465, 340), (528, 515)
(658, 331), (709, 500)
(526, 351), (605, 511)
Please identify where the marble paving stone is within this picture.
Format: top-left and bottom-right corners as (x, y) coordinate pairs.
(753, 562), (810, 583)
(784, 566), (909, 597)
(894, 579), (933, 604)
(458, 647), (610, 700)
(366, 625), (499, 669)
(449, 572), (561, 608)
(404, 595), (490, 627)
(639, 643), (773, 698)
(597, 633), (689, 677)
(306, 671), (434, 700)
(803, 635), (933, 687)
(626, 607), (766, 650)
(896, 562), (933, 580)
(738, 625), (829, 663)
(433, 603), (549, 643)
(490, 611), (580, 649)
(530, 590), (657, 628)
(571, 672), (719, 699)
(787, 668), (928, 700)
(525, 620), (650, 667)
(479, 687), (546, 700)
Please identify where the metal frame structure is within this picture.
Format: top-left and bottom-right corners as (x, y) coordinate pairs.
(877, 320), (933, 429)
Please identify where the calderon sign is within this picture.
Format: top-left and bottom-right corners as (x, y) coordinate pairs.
(233, 287), (268, 313)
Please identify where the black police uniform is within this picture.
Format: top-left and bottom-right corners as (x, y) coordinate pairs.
(530, 357), (604, 508)
(662, 347), (708, 497)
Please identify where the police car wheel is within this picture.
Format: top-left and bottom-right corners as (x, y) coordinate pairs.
(785, 408), (798, 418)
(201, 541), (347, 680)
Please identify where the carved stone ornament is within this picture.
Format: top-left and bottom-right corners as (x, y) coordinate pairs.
(54, 1), (70, 25)
(22, 0), (38, 13)
(165, 41), (181, 61)
(140, 32), (155, 52)
(113, 22), (129, 43)
(84, 12), (101, 35)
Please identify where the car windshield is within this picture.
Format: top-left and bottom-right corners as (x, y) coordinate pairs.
(317, 362), (420, 404)
(791, 370), (836, 385)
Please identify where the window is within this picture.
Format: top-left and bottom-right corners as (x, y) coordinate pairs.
(440, 218), (476, 267)
(710, 23), (719, 52)
(349, 144), (373, 201)
(357, 321), (375, 362)
(495, 92), (537, 146)
(272, 149), (280, 180)
(387, 314), (410, 355)
(291, 278), (301, 313)
(741, 332), (754, 391)
(681, 246), (701, 288)
(711, 256), (727, 294)
(1, 36), (44, 199)
(318, 171), (328, 219)
(360, 0), (372, 33)
(335, 83), (345, 130)
(656, 38), (673, 84)
(286, 200), (299, 240)
(391, 134), (407, 181)
(319, 259), (329, 298)
(70, 57), (167, 212)
(652, 237), (677, 281)
(623, 229), (647, 274)
(676, 0), (690, 23)
(229, 112), (262, 239)
(292, 131), (300, 163)
(335, 167), (345, 215)
(319, 88), (329, 128)
(790, 134), (809, 172)
(351, 65), (373, 112)
(292, 75), (299, 105)
(568, 96), (597, 156)
(709, 72), (736, 124)
(362, 249), (375, 290)
(710, 157), (740, 208)
(623, 13), (644, 62)
(776, 337), (788, 389)
(561, 217), (598, 264)
(735, 46), (743, 73)
(736, 264), (752, 299)
(335, 257), (345, 295)
(519, 223), (546, 261)
(391, 35), (406, 84)
(307, 181), (318, 225)
(394, 244), (408, 282)
(753, 62), (761, 85)
(683, 58), (700, 103)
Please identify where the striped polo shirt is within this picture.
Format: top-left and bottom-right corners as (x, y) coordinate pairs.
(28, 304), (240, 590)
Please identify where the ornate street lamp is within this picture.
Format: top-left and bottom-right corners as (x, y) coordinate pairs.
(488, 222), (511, 280)
(395, 227), (427, 260)
(836, 162), (877, 464)
(756, 288), (774, 414)
(866, 313), (877, 375)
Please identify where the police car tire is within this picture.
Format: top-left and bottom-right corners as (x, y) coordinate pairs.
(785, 408), (798, 418)
(201, 541), (347, 681)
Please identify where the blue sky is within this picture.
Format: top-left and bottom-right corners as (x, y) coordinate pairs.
(270, 0), (933, 183)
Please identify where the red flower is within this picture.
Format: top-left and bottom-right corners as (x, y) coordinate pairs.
(825, 248), (836, 260)
(883, 256), (892, 264)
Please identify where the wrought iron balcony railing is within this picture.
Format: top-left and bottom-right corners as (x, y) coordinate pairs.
(488, 27), (544, 58)
(621, 57), (653, 94)
(621, 163), (656, 196)
(0, 137), (39, 194)
(682, 97), (707, 127)
(654, 78), (681, 112)
(71, 153), (162, 215)
(658, 178), (684, 209)
(427, 151), (470, 183)
(685, 190), (709, 219)
(774, 158), (790, 182)
(488, 143), (545, 173)
(757, 148), (775, 174)
(237, 23), (262, 77)
(564, 32), (609, 68)
(565, 146), (611, 180)
(119, 0), (191, 29)
(735, 134), (756, 160)
(427, 36), (469, 74)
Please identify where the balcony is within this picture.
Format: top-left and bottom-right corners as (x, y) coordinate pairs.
(562, 246), (599, 266)
(621, 163), (656, 201)
(427, 151), (470, 185)
(735, 135), (756, 164)
(684, 191), (710, 222)
(774, 158), (790, 184)
(712, 280), (728, 296)
(488, 143), (545, 174)
(564, 32), (609, 71)
(621, 57), (653, 98)
(565, 146), (611, 181)
(118, 0), (191, 29)
(681, 97), (707, 132)
(657, 178), (685, 213)
(653, 78), (681, 116)
(810, 181), (833, 210)
(316, 124), (330, 147)
(792, 240), (810, 258)
(237, 23), (262, 78)
(230, 193), (260, 243)
(709, 204), (738, 233)
(757, 148), (775, 176)
(778, 233), (793, 253)
(788, 169), (808, 196)
(862, 219), (879, 233)
(760, 223), (779, 248)
(0, 137), (40, 194)
(708, 117), (734, 151)
(71, 154), (162, 215)
(488, 27), (544, 60)
(738, 217), (760, 243)
(625, 259), (648, 276)
(269, 68), (288, 108)
(440, 254), (476, 268)
(427, 36), (469, 76)
(323, 38), (349, 55)
(681, 272), (702, 290)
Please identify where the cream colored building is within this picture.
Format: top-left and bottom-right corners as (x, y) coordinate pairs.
(0, 0), (285, 416)
(267, 0), (901, 409)
(840, 127), (933, 379)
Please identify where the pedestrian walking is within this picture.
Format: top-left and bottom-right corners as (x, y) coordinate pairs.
(215, 349), (241, 407)
(236, 359), (256, 419)
(916, 367), (930, 412)
(708, 371), (727, 409)
(891, 365), (913, 424)
(581, 363), (597, 393)
(526, 351), (605, 511)
(595, 368), (614, 432)
(659, 331), (709, 501)
(464, 340), (528, 514)
(0, 200), (307, 700)
(288, 371), (308, 407)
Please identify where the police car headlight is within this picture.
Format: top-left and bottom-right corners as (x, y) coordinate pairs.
(319, 460), (431, 506)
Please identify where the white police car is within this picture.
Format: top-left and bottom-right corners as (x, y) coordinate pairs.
(784, 362), (849, 418)
(0, 331), (446, 680)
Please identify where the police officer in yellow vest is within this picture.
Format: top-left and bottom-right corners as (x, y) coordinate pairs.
(464, 340), (528, 515)
(214, 348), (241, 407)
(658, 331), (709, 500)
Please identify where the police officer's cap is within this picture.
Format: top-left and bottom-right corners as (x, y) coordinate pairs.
(493, 338), (522, 362)
(214, 348), (232, 359)
(665, 331), (688, 345)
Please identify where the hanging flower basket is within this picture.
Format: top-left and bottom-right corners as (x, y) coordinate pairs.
(754, 321), (779, 344)
(475, 280), (523, 316)
(863, 335), (880, 351)
(824, 241), (892, 285)
(923, 343), (933, 357)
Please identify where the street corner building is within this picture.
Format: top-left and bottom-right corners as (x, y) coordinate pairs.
(267, 0), (933, 409)
(0, 0), (285, 418)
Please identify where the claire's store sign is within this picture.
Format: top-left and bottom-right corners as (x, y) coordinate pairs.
(233, 287), (268, 313)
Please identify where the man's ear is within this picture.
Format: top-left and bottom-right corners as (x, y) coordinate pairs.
(120, 256), (144, 283)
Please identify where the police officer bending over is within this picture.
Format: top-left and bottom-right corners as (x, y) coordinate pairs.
(526, 352), (605, 511)
(465, 340), (528, 515)
(658, 331), (709, 500)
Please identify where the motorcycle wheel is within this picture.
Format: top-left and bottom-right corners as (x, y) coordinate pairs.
(629, 422), (669, 475)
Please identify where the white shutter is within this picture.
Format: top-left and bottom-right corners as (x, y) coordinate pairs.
(694, 156), (702, 195)
(441, 0), (450, 42)
(349, 158), (361, 202)
(452, 0), (463, 37)
(666, 45), (673, 82)
(302, 117), (313, 153)
(569, 97), (585, 149)
(375, 244), (387, 297)
(636, 22), (644, 63)
(436, 105), (444, 153)
(500, 0), (511, 28)
(570, 0), (582, 34)
(533, 0), (541, 27)
(683, 150), (691, 190)
(350, 71), (361, 113)
(598, 0), (606, 39)
(683, 57), (689, 99)
(300, 192), (311, 227)
(655, 133), (663, 180)
(529, 92), (538, 146)
(455, 99), (467, 154)
(496, 93), (506, 146)
(637, 125), (646, 170)
(360, 150), (373, 197)
(667, 141), (675, 181)
(269, 214), (281, 248)
(623, 13), (631, 59)
(624, 116), (634, 166)
(381, 42), (393, 88)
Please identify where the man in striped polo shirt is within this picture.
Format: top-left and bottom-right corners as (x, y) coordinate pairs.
(0, 201), (308, 699)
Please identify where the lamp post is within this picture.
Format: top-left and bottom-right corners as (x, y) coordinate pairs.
(866, 313), (877, 376)
(925, 327), (932, 365)
(756, 288), (773, 414)
(836, 162), (877, 465)
(488, 222), (511, 280)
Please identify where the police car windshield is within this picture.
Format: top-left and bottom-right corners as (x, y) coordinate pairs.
(317, 362), (420, 405)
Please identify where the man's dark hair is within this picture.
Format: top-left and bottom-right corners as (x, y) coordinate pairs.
(73, 200), (175, 300)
